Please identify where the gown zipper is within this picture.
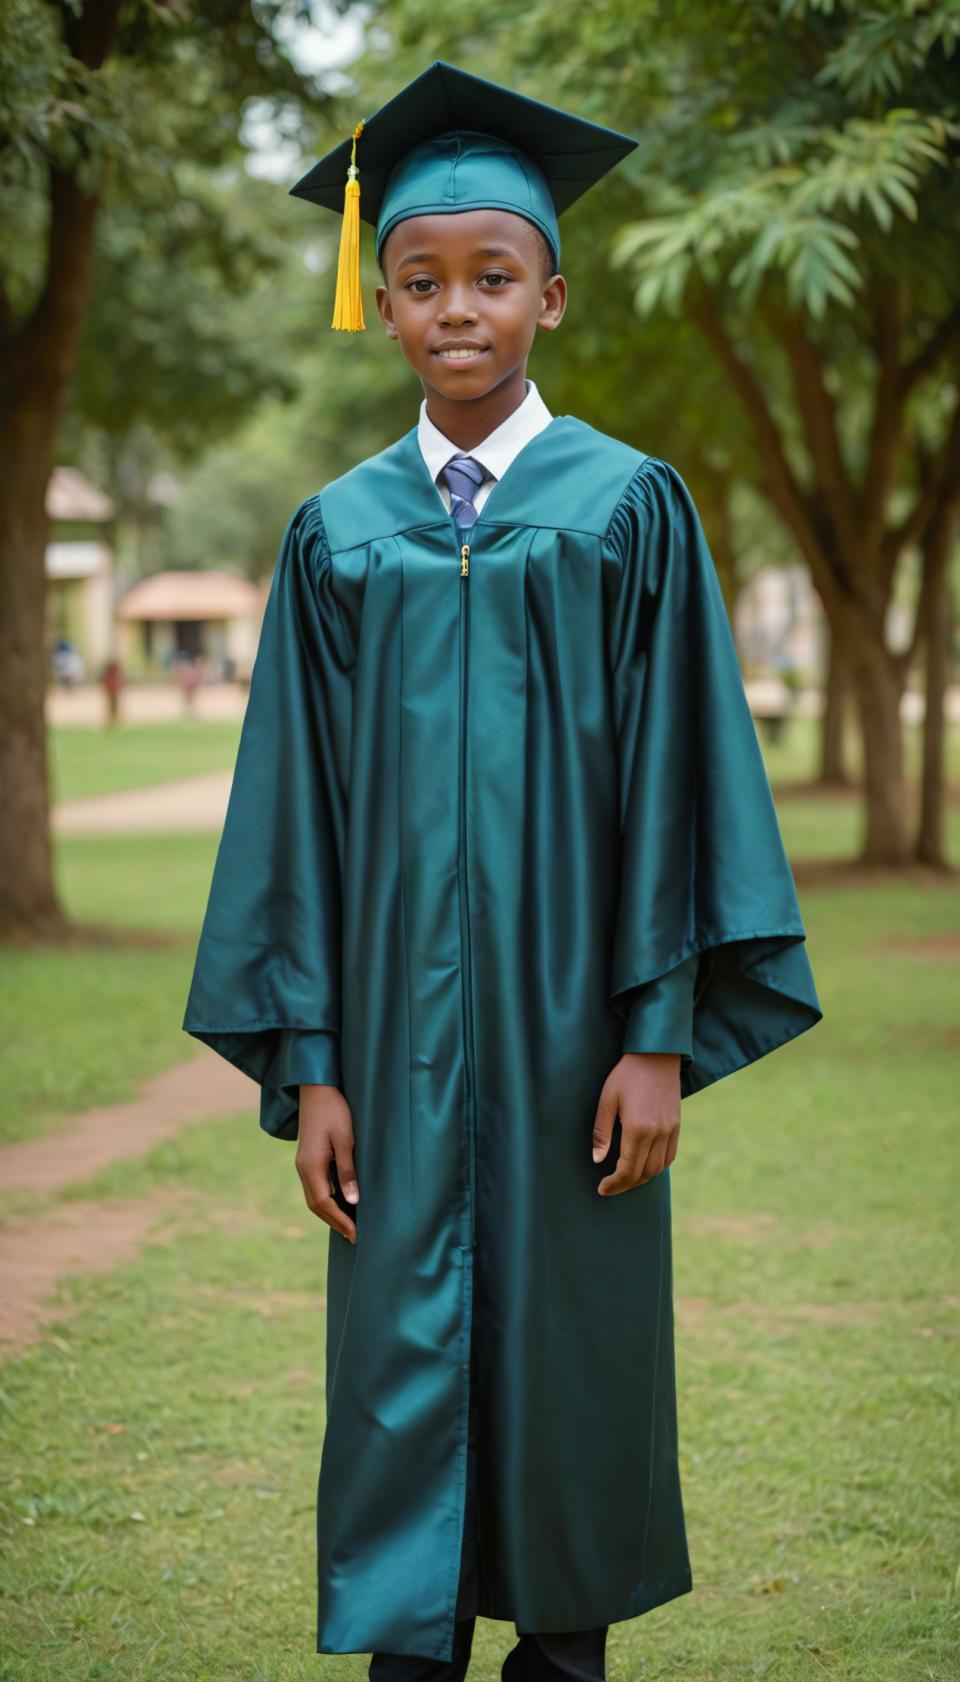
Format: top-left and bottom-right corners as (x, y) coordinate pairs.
(454, 525), (481, 1625)
(457, 532), (476, 1244)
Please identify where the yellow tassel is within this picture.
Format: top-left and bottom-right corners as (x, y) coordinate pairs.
(331, 121), (366, 332)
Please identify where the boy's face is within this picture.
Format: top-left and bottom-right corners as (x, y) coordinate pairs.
(375, 208), (566, 402)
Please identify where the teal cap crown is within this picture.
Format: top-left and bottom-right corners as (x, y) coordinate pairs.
(375, 128), (561, 269)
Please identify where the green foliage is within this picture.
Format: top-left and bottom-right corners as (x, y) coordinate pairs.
(611, 79), (957, 321)
(814, 2), (960, 103)
(72, 172), (302, 456)
(0, 0), (333, 458)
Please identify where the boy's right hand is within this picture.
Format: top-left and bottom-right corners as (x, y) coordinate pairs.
(295, 1085), (359, 1244)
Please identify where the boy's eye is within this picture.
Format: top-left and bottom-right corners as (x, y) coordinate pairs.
(404, 273), (512, 294)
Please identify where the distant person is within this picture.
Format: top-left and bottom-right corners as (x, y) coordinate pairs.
(52, 637), (85, 687)
(100, 658), (122, 728)
(175, 653), (204, 715)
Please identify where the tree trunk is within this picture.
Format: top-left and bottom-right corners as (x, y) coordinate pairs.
(694, 291), (958, 872)
(0, 169), (101, 941)
(845, 626), (909, 865)
(0, 383), (66, 939)
(819, 619), (851, 786)
(915, 513), (956, 869)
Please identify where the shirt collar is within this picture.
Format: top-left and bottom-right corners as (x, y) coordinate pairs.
(417, 377), (554, 489)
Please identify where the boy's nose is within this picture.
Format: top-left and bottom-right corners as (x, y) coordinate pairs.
(439, 291), (479, 322)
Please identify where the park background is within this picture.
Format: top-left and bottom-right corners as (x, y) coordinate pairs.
(1, 3), (958, 1679)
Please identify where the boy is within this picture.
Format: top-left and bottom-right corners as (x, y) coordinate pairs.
(183, 60), (822, 1682)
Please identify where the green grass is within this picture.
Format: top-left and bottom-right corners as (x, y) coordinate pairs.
(48, 714), (958, 805)
(775, 786), (960, 865)
(0, 944), (198, 1145)
(13, 729), (958, 1146)
(50, 721), (241, 802)
(57, 831), (221, 935)
(0, 833), (219, 1144)
(760, 712), (960, 788)
(1, 724), (957, 1678)
(0, 875), (957, 1679)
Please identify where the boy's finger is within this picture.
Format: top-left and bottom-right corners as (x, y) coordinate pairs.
(299, 1153), (357, 1243)
(597, 1161), (633, 1196)
(639, 1133), (667, 1182)
(332, 1133), (360, 1203)
(598, 1124), (646, 1194)
(591, 1084), (618, 1162)
(316, 1192), (357, 1245)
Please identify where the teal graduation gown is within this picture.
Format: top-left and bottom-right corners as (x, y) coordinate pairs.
(182, 416), (822, 1662)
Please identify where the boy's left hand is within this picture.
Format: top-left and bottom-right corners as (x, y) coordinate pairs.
(592, 1053), (681, 1195)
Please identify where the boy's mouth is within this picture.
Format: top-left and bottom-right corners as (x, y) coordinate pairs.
(432, 345), (490, 364)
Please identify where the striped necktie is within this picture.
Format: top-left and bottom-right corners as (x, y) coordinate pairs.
(439, 454), (486, 529)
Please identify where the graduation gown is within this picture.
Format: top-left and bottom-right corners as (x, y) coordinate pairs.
(182, 416), (822, 1661)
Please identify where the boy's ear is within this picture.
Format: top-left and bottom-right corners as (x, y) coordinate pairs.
(538, 273), (567, 332)
(375, 285), (400, 339)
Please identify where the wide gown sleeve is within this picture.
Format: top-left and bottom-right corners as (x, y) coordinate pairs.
(181, 495), (348, 1140)
(604, 457), (822, 1097)
(620, 953), (700, 1061)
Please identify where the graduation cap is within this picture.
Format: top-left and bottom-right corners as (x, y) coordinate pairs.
(289, 60), (639, 332)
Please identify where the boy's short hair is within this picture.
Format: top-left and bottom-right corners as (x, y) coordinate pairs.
(531, 226), (557, 285)
(378, 219), (557, 286)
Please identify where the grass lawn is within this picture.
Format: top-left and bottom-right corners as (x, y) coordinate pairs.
(0, 725), (957, 1679)
(0, 832), (219, 1145)
(3, 779), (954, 1148)
(50, 720), (241, 803)
(1, 869), (957, 1680)
(48, 713), (959, 806)
(759, 711), (960, 789)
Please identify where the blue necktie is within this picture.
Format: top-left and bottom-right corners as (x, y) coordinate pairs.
(440, 454), (486, 529)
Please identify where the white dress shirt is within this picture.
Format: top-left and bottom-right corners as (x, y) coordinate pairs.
(418, 377), (554, 514)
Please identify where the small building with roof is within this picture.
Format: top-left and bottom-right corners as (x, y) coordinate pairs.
(116, 569), (264, 680)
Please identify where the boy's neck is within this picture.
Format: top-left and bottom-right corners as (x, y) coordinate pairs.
(422, 367), (529, 450)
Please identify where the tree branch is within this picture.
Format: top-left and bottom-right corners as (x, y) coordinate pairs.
(778, 311), (861, 565)
(13, 0), (124, 369)
(17, 168), (100, 386)
(890, 397), (960, 670)
(692, 293), (837, 608)
(860, 281), (904, 556)
(885, 395), (960, 573)
(900, 302), (960, 400)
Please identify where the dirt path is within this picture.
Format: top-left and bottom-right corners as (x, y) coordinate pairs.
(0, 1192), (188, 1348)
(0, 1049), (259, 1354)
(0, 1048), (256, 1194)
(47, 680), (248, 727)
(53, 768), (234, 835)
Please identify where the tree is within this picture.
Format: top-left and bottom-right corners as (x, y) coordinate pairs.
(597, 0), (960, 866)
(0, 0), (333, 939)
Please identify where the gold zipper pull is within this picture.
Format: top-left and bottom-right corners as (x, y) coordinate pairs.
(460, 543), (470, 577)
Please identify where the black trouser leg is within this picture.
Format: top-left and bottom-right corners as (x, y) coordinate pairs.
(501, 1626), (608, 1682)
(367, 1614), (475, 1682)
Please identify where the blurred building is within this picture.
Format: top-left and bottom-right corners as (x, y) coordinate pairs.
(734, 562), (825, 679)
(45, 467), (116, 676)
(116, 570), (263, 681)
